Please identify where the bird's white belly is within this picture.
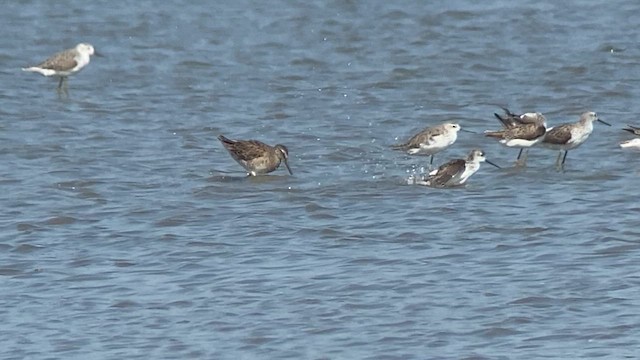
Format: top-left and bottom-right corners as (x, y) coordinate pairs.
(456, 163), (479, 185)
(414, 137), (455, 155)
(565, 130), (591, 150)
(620, 138), (640, 149)
(501, 137), (543, 148)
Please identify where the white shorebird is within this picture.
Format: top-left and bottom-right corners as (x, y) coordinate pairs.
(620, 125), (640, 149)
(413, 149), (500, 188)
(391, 122), (470, 167)
(22, 43), (99, 90)
(484, 108), (547, 166)
(620, 139), (640, 149)
(541, 111), (611, 167)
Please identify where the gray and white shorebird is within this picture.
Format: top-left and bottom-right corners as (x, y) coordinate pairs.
(541, 111), (611, 167)
(218, 135), (292, 176)
(620, 124), (640, 149)
(391, 122), (468, 166)
(484, 108), (547, 165)
(22, 43), (99, 90)
(414, 149), (500, 188)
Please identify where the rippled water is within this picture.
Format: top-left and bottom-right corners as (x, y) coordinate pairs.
(1, 1), (639, 359)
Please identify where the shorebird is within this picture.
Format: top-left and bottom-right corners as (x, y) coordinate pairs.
(620, 138), (640, 149)
(391, 122), (467, 166)
(541, 111), (611, 167)
(218, 135), (292, 176)
(414, 149), (500, 188)
(22, 43), (99, 90)
(620, 124), (640, 149)
(484, 108), (547, 165)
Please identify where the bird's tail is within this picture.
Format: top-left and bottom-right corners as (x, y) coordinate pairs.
(22, 66), (57, 76)
(494, 112), (516, 128)
(493, 107), (522, 127)
(500, 107), (519, 118)
(484, 130), (504, 138)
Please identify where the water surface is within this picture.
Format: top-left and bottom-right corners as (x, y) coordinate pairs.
(1, 1), (639, 359)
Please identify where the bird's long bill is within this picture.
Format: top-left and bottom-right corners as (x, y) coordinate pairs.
(486, 159), (501, 169)
(94, 51), (104, 57)
(283, 158), (293, 175)
(597, 118), (611, 126)
(461, 129), (477, 134)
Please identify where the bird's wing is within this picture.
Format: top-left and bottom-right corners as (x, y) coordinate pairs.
(36, 49), (78, 71)
(506, 123), (546, 140)
(427, 159), (465, 187)
(494, 113), (516, 128)
(219, 137), (270, 161)
(419, 127), (446, 146)
(543, 124), (572, 144)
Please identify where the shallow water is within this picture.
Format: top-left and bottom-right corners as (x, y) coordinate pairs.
(1, 1), (639, 359)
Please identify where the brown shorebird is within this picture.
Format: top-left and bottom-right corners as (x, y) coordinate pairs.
(218, 135), (292, 176)
(484, 108), (547, 166)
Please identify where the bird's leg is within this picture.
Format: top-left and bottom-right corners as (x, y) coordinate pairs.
(561, 151), (569, 165)
(428, 155), (435, 170)
(56, 77), (69, 97)
(515, 148), (528, 167)
(555, 151), (562, 165)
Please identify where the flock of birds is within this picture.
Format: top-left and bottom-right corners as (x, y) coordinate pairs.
(401, 110), (610, 187)
(21, 43), (640, 188)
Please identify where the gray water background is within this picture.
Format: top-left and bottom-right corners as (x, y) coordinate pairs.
(1, 1), (639, 359)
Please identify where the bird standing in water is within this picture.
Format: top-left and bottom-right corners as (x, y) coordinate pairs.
(540, 112), (610, 167)
(391, 122), (466, 167)
(23, 43), (100, 91)
(484, 108), (547, 166)
(218, 135), (293, 176)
